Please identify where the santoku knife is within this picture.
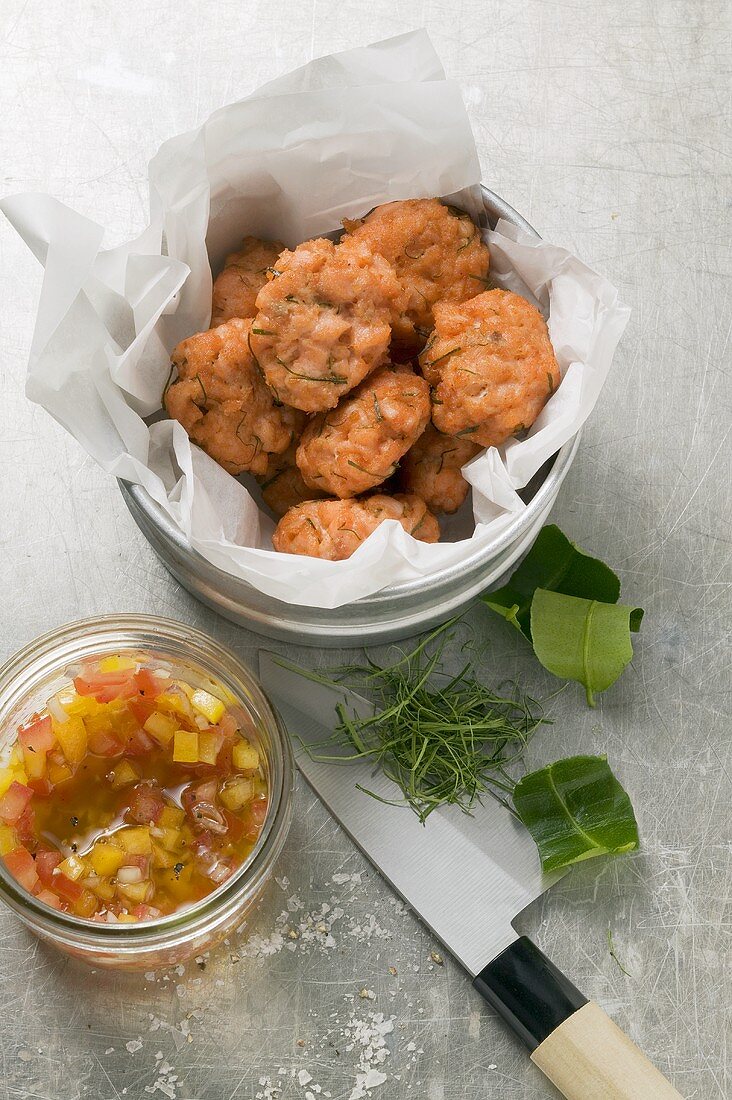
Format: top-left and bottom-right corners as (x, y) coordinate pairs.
(259, 651), (682, 1100)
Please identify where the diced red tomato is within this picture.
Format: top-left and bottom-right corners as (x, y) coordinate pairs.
(127, 782), (164, 825)
(124, 729), (156, 756)
(133, 903), (162, 919)
(15, 805), (36, 845)
(53, 872), (85, 904)
(122, 853), (151, 874)
(19, 715), (55, 755)
(128, 698), (156, 726)
(28, 778), (53, 798)
(222, 809), (245, 842)
(0, 781), (34, 825)
(34, 888), (63, 910)
(36, 850), (63, 887)
(87, 727), (125, 756)
(74, 671), (137, 703)
(4, 846), (39, 893)
(133, 669), (163, 698)
(28, 778), (53, 796)
(242, 797), (268, 840)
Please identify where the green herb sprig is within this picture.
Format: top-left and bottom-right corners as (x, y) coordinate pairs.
(302, 619), (547, 822)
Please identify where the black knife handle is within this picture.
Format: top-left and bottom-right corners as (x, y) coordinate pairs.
(473, 936), (587, 1051)
(473, 937), (683, 1098)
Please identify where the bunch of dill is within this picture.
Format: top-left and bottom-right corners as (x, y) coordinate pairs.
(305, 619), (547, 822)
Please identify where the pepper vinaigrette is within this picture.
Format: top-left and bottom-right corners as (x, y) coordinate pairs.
(0, 654), (268, 922)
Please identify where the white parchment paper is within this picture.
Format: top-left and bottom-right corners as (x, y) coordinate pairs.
(2, 31), (629, 609)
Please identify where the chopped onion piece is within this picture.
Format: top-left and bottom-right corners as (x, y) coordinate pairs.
(47, 695), (71, 724)
(117, 865), (144, 883)
(208, 861), (230, 884)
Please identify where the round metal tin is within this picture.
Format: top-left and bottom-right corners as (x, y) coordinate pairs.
(119, 187), (580, 645)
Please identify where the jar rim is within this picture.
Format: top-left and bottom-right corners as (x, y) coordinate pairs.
(0, 613), (294, 946)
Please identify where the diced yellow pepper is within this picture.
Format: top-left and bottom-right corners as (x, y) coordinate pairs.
(90, 842), (126, 877)
(173, 729), (199, 763)
(22, 747), (47, 780)
(198, 731), (220, 765)
(159, 805), (185, 829)
(116, 913), (138, 923)
(73, 889), (98, 918)
(53, 715), (87, 765)
(98, 655), (137, 673)
(108, 706), (138, 737)
(48, 760), (73, 785)
(108, 760), (139, 789)
(0, 825), (17, 856)
(0, 766), (23, 798)
(151, 843), (179, 869)
(161, 863), (193, 900)
(156, 827), (182, 852)
(117, 880), (152, 904)
(60, 692), (104, 718)
(93, 877), (116, 902)
(143, 711), (178, 745)
(118, 826), (152, 854)
(58, 854), (87, 881)
(155, 691), (195, 721)
(190, 688), (226, 725)
(219, 776), (253, 811)
(232, 741), (260, 773)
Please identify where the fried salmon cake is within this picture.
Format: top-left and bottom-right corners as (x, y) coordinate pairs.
(165, 319), (302, 476)
(297, 364), (430, 499)
(272, 493), (439, 560)
(211, 237), (285, 325)
(343, 198), (489, 352)
(420, 289), (560, 449)
(397, 423), (480, 514)
(250, 237), (401, 413)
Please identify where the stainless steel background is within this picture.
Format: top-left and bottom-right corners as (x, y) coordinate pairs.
(0, 3), (729, 1098)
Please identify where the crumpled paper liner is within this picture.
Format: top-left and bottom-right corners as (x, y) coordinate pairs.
(2, 30), (629, 609)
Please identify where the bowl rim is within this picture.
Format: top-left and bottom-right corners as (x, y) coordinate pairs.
(119, 184), (578, 610)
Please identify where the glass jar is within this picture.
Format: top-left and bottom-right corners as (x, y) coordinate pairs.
(0, 615), (293, 970)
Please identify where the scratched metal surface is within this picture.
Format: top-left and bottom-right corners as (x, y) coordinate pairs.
(0, 2), (730, 1098)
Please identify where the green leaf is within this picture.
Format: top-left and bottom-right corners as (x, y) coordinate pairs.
(513, 754), (639, 873)
(483, 524), (621, 639)
(531, 589), (643, 706)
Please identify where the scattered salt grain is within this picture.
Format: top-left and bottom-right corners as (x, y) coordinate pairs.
(126, 1040), (143, 1054)
(297, 1069), (313, 1086)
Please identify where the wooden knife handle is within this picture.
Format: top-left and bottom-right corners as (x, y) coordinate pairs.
(473, 937), (683, 1099)
(531, 1001), (682, 1099)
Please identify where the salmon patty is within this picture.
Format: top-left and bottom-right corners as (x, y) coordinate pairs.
(256, 443), (330, 517)
(420, 289), (560, 448)
(211, 237), (285, 325)
(272, 493), (439, 560)
(165, 319), (302, 476)
(397, 423), (480, 514)
(297, 365), (430, 499)
(344, 198), (489, 352)
(250, 237), (401, 413)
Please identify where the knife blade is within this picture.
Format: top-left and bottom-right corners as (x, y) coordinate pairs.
(258, 648), (558, 974)
(259, 650), (683, 1100)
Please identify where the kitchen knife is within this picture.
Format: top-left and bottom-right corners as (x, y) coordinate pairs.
(259, 651), (682, 1100)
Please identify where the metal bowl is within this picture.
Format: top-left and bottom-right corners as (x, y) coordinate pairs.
(119, 186), (580, 645)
